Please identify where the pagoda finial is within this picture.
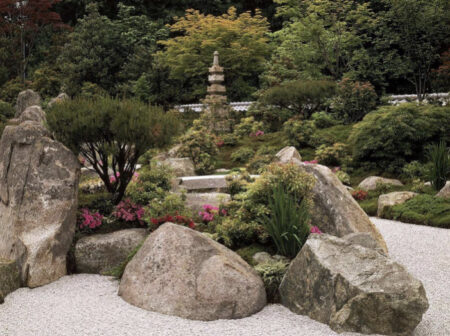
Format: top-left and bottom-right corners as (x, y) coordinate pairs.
(213, 51), (219, 66)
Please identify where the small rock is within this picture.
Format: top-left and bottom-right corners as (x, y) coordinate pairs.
(47, 93), (69, 108)
(19, 105), (45, 124)
(358, 176), (403, 191)
(272, 255), (290, 263)
(215, 168), (231, 174)
(377, 191), (418, 217)
(119, 223), (266, 320)
(275, 146), (302, 164)
(280, 234), (429, 336)
(436, 181), (450, 199)
(252, 252), (274, 265)
(75, 229), (148, 274)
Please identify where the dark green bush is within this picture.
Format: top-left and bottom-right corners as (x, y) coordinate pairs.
(259, 80), (336, 120)
(312, 111), (339, 129)
(283, 118), (316, 148)
(47, 97), (180, 203)
(254, 261), (289, 303)
(231, 147), (255, 163)
(332, 78), (378, 123)
(78, 192), (114, 215)
(350, 104), (450, 173)
(0, 100), (14, 120)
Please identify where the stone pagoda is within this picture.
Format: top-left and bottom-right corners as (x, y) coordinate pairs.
(203, 51), (232, 132)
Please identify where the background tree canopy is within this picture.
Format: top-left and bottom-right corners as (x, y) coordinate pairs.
(0, 0), (449, 105)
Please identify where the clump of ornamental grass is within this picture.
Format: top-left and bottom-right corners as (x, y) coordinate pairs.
(428, 140), (449, 191)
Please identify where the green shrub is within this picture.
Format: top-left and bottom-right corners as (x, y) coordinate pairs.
(78, 192), (114, 215)
(247, 103), (292, 132)
(254, 261), (289, 303)
(283, 118), (316, 148)
(402, 161), (431, 180)
(0, 100), (14, 120)
(125, 164), (173, 206)
(259, 80), (336, 119)
(0, 78), (29, 103)
(382, 194), (450, 228)
(262, 185), (310, 258)
(350, 104), (450, 173)
(312, 111), (339, 129)
(335, 170), (350, 185)
(332, 78), (378, 123)
(428, 140), (449, 191)
(178, 120), (218, 174)
(314, 143), (349, 166)
(231, 147), (255, 163)
(359, 198), (378, 216)
(143, 193), (192, 223)
(32, 66), (61, 99)
(47, 97), (180, 203)
(233, 116), (264, 138)
(215, 218), (266, 249)
(226, 170), (255, 197)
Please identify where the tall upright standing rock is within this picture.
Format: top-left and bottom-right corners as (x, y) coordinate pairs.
(15, 89), (42, 117)
(203, 51), (232, 132)
(0, 105), (80, 288)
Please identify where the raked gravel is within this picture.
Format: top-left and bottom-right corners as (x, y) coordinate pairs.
(0, 218), (449, 336)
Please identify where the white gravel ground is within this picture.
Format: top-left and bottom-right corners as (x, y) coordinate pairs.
(0, 218), (449, 336)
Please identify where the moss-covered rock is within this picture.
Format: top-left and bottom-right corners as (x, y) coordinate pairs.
(0, 259), (21, 303)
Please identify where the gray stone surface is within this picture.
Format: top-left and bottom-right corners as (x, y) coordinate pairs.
(0, 112), (80, 288)
(15, 89), (41, 117)
(377, 191), (418, 217)
(119, 223), (266, 320)
(342, 232), (386, 256)
(0, 259), (21, 303)
(75, 229), (148, 274)
(252, 252), (274, 265)
(280, 234), (429, 336)
(47, 93), (69, 108)
(274, 146), (302, 164)
(294, 162), (388, 253)
(18, 105), (45, 124)
(358, 176), (403, 191)
(176, 174), (259, 192)
(0, 218), (449, 336)
(436, 181), (450, 199)
(158, 157), (196, 177)
(184, 192), (231, 214)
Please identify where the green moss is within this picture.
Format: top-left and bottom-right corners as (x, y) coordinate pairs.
(382, 194), (450, 228)
(236, 244), (276, 266)
(359, 198), (378, 216)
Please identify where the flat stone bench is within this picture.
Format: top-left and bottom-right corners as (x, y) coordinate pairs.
(173, 175), (259, 192)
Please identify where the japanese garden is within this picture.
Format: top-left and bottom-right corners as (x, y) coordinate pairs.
(0, 0), (449, 335)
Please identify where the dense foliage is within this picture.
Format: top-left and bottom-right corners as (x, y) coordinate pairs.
(350, 104), (450, 173)
(47, 97), (180, 203)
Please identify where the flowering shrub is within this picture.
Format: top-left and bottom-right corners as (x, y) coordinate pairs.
(79, 208), (103, 229)
(150, 214), (195, 229)
(113, 199), (145, 225)
(352, 190), (368, 201)
(233, 116), (265, 138)
(110, 172), (120, 184)
(310, 226), (322, 234)
(198, 204), (227, 224)
(216, 139), (225, 147)
(250, 130), (265, 137)
(314, 142), (349, 166)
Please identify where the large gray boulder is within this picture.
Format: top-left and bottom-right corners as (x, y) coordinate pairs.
(294, 162), (388, 253)
(15, 89), (41, 117)
(0, 113), (80, 288)
(184, 192), (231, 214)
(436, 181), (450, 199)
(358, 176), (403, 191)
(377, 191), (417, 217)
(119, 223), (266, 320)
(0, 259), (21, 303)
(75, 229), (148, 274)
(280, 234), (429, 336)
(18, 105), (45, 124)
(274, 146), (302, 164)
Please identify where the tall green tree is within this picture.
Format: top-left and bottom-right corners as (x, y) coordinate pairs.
(158, 7), (271, 102)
